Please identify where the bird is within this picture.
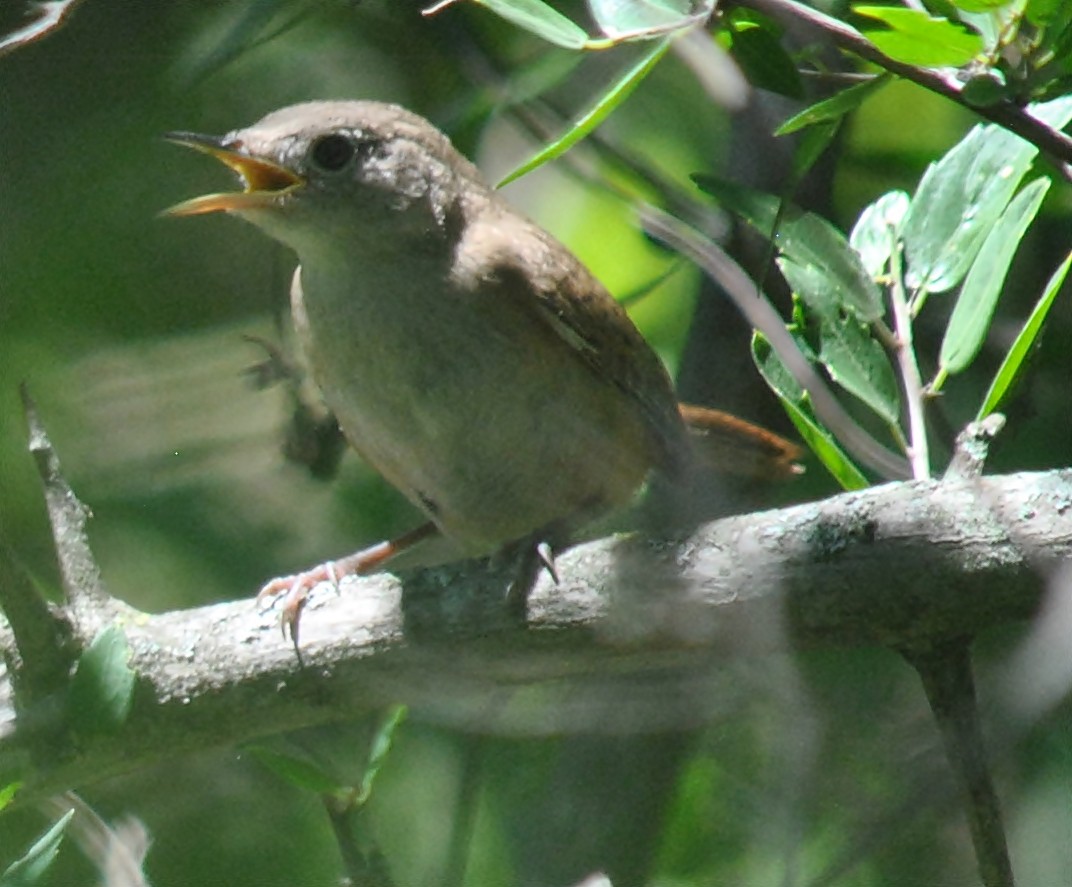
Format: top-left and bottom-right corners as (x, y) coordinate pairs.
(165, 100), (799, 638)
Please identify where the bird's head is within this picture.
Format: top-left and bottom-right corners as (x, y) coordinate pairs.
(165, 101), (472, 257)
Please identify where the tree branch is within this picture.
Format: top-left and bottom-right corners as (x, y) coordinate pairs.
(1, 463), (1069, 804)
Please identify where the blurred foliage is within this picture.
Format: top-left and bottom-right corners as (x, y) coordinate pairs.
(0, 1), (1071, 886)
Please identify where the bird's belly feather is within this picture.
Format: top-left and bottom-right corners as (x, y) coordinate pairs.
(292, 264), (651, 553)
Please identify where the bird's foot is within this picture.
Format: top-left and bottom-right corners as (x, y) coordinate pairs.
(256, 559), (342, 648)
(502, 535), (561, 621)
(241, 334), (302, 389)
(257, 522), (440, 649)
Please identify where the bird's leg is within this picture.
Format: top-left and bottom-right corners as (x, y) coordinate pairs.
(258, 521), (440, 644)
(500, 532), (563, 622)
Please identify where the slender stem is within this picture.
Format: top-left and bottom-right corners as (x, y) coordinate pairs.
(871, 319), (899, 351)
(902, 641), (1016, 887)
(929, 366), (949, 396)
(908, 285), (931, 319)
(444, 736), (486, 887)
(729, 0), (1072, 180)
(888, 239), (931, 479)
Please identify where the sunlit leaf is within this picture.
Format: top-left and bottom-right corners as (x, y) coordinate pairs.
(68, 625), (135, 736)
(850, 190), (911, 278)
(904, 125), (1030, 293)
(358, 705), (408, 804)
(954, 0), (1017, 10)
(901, 95), (1072, 294)
(0, 810), (73, 886)
(693, 176), (883, 320)
(854, 5), (984, 66)
(939, 177), (1050, 374)
(498, 38), (670, 185)
(589, 0), (713, 39)
(0, 782), (20, 813)
(752, 332), (869, 490)
(956, 9), (1001, 49)
(775, 74), (891, 135)
(978, 250), (1072, 419)
(470, 0), (589, 49)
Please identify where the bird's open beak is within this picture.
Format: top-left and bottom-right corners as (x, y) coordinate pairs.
(163, 131), (304, 216)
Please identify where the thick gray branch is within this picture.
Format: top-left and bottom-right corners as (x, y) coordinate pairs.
(1, 469), (1069, 800)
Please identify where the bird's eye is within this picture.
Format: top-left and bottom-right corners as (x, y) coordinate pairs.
(310, 134), (356, 172)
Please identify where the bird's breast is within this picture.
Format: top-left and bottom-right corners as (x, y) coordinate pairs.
(291, 259), (654, 554)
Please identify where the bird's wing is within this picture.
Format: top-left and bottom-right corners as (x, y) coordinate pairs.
(456, 206), (690, 477)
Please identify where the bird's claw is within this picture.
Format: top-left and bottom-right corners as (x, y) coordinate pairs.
(257, 561), (340, 645)
(535, 540), (559, 585)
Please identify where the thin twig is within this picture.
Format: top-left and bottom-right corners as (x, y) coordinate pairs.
(640, 205), (911, 479)
(888, 237), (930, 479)
(19, 386), (120, 625)
(902, 642), (1016, 887)
(730, 0), (1072, 180)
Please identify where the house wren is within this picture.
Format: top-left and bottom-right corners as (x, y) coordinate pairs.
(166, 101), (798, 631)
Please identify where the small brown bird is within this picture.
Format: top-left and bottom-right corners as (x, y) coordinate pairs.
(166, 101), (797, 633)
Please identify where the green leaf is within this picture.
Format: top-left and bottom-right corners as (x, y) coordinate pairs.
(904, 124), (1029, 293)
(778, 258), (901, 424)
(901, 95), (1072, 294)
(589, 0), (713, 39)
(956, 9), (1001, 49)
(246, 745), (342, 794)
(0, 782), (20, 813)
(978, 250), (1072, 419)
(1025, 0), (1064, 26)
(497, 38), (670, 186)
(752, 331), (869, 490)
(954, 0), (1017, 10)
(788, 120), (841, 183)
(0, 810), (73, 886)
(939, 177), (1050, 374)
(725, 18), (804, 99)
(68, 625), (135, 736)
(854, 5), (984, 66)
(357, 705), (407, 804)
(473, 0), (589, 49)
(850, 190), (911, 278)
(693, 176), (884, 320)
(775, 74), (891, 135)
